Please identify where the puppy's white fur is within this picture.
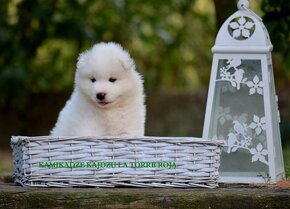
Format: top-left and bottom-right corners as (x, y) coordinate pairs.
(50, 42), (145, 136)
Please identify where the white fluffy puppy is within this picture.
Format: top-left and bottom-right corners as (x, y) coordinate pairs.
(50, 42), (145, 136)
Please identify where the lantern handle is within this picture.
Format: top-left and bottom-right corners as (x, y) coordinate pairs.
(237, 0), (262, 21)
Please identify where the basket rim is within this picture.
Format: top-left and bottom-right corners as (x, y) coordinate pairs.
(11, 135), (224, 146)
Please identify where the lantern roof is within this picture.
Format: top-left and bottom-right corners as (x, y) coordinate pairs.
(213, 0), (272, 53)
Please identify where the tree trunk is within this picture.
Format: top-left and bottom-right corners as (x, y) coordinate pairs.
(213, 0), (237, 32)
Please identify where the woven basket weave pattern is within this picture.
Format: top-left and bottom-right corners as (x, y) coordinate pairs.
(11, 136), (223, 188)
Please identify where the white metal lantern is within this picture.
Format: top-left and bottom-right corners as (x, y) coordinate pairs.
(203, 0), (285, 183)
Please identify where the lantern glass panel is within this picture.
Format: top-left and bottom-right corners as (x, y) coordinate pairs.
(209, 56), (270, 177)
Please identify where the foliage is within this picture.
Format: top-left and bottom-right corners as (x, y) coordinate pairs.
(283, 147), (290, 177)
(261, 0), (290, 54)
(260, 0), (290, 94)
(0, 0), (289, 107)
(0, 1), (289, 174)
(0, 0), (216, 106)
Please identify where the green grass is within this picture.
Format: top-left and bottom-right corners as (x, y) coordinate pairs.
(0, 150), (13, 174)
(283, 146), (290, 178)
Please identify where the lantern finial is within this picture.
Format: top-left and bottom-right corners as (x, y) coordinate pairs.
(237, 0), (249, 10)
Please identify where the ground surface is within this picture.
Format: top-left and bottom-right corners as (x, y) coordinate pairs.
(0, 178), (289, 209)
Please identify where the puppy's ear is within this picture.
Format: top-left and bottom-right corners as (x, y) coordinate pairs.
(76, 50), (89, 70)
(118, 57), (135, 71)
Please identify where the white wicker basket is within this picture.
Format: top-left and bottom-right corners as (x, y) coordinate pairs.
(11, 136), (223, 188)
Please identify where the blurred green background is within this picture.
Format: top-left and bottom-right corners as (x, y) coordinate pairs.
(0, 0), (289, 177)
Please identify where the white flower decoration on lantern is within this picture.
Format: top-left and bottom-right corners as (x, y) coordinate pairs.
(228, 16), (255, 40)
(247, 75), (263, 95)
(250, 143), (268, 165)
(218, 111), (270, 165)
(249, 115), (266, 135)
(218, 59), (265, 94)
(217, 107), (232, 125)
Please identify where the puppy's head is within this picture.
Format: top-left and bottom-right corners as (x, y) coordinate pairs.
(75, 42), (143, 108)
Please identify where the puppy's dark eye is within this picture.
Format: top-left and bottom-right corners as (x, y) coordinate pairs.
(91, 78), (96, 83)
(109, 78), (117, 83)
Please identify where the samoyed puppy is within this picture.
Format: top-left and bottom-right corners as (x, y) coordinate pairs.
(50, 42), (145, 136)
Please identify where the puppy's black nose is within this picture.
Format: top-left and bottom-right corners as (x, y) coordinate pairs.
(96, 93), (106, 101)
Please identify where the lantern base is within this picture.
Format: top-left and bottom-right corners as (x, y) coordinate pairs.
(219, 171), (285, 184)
